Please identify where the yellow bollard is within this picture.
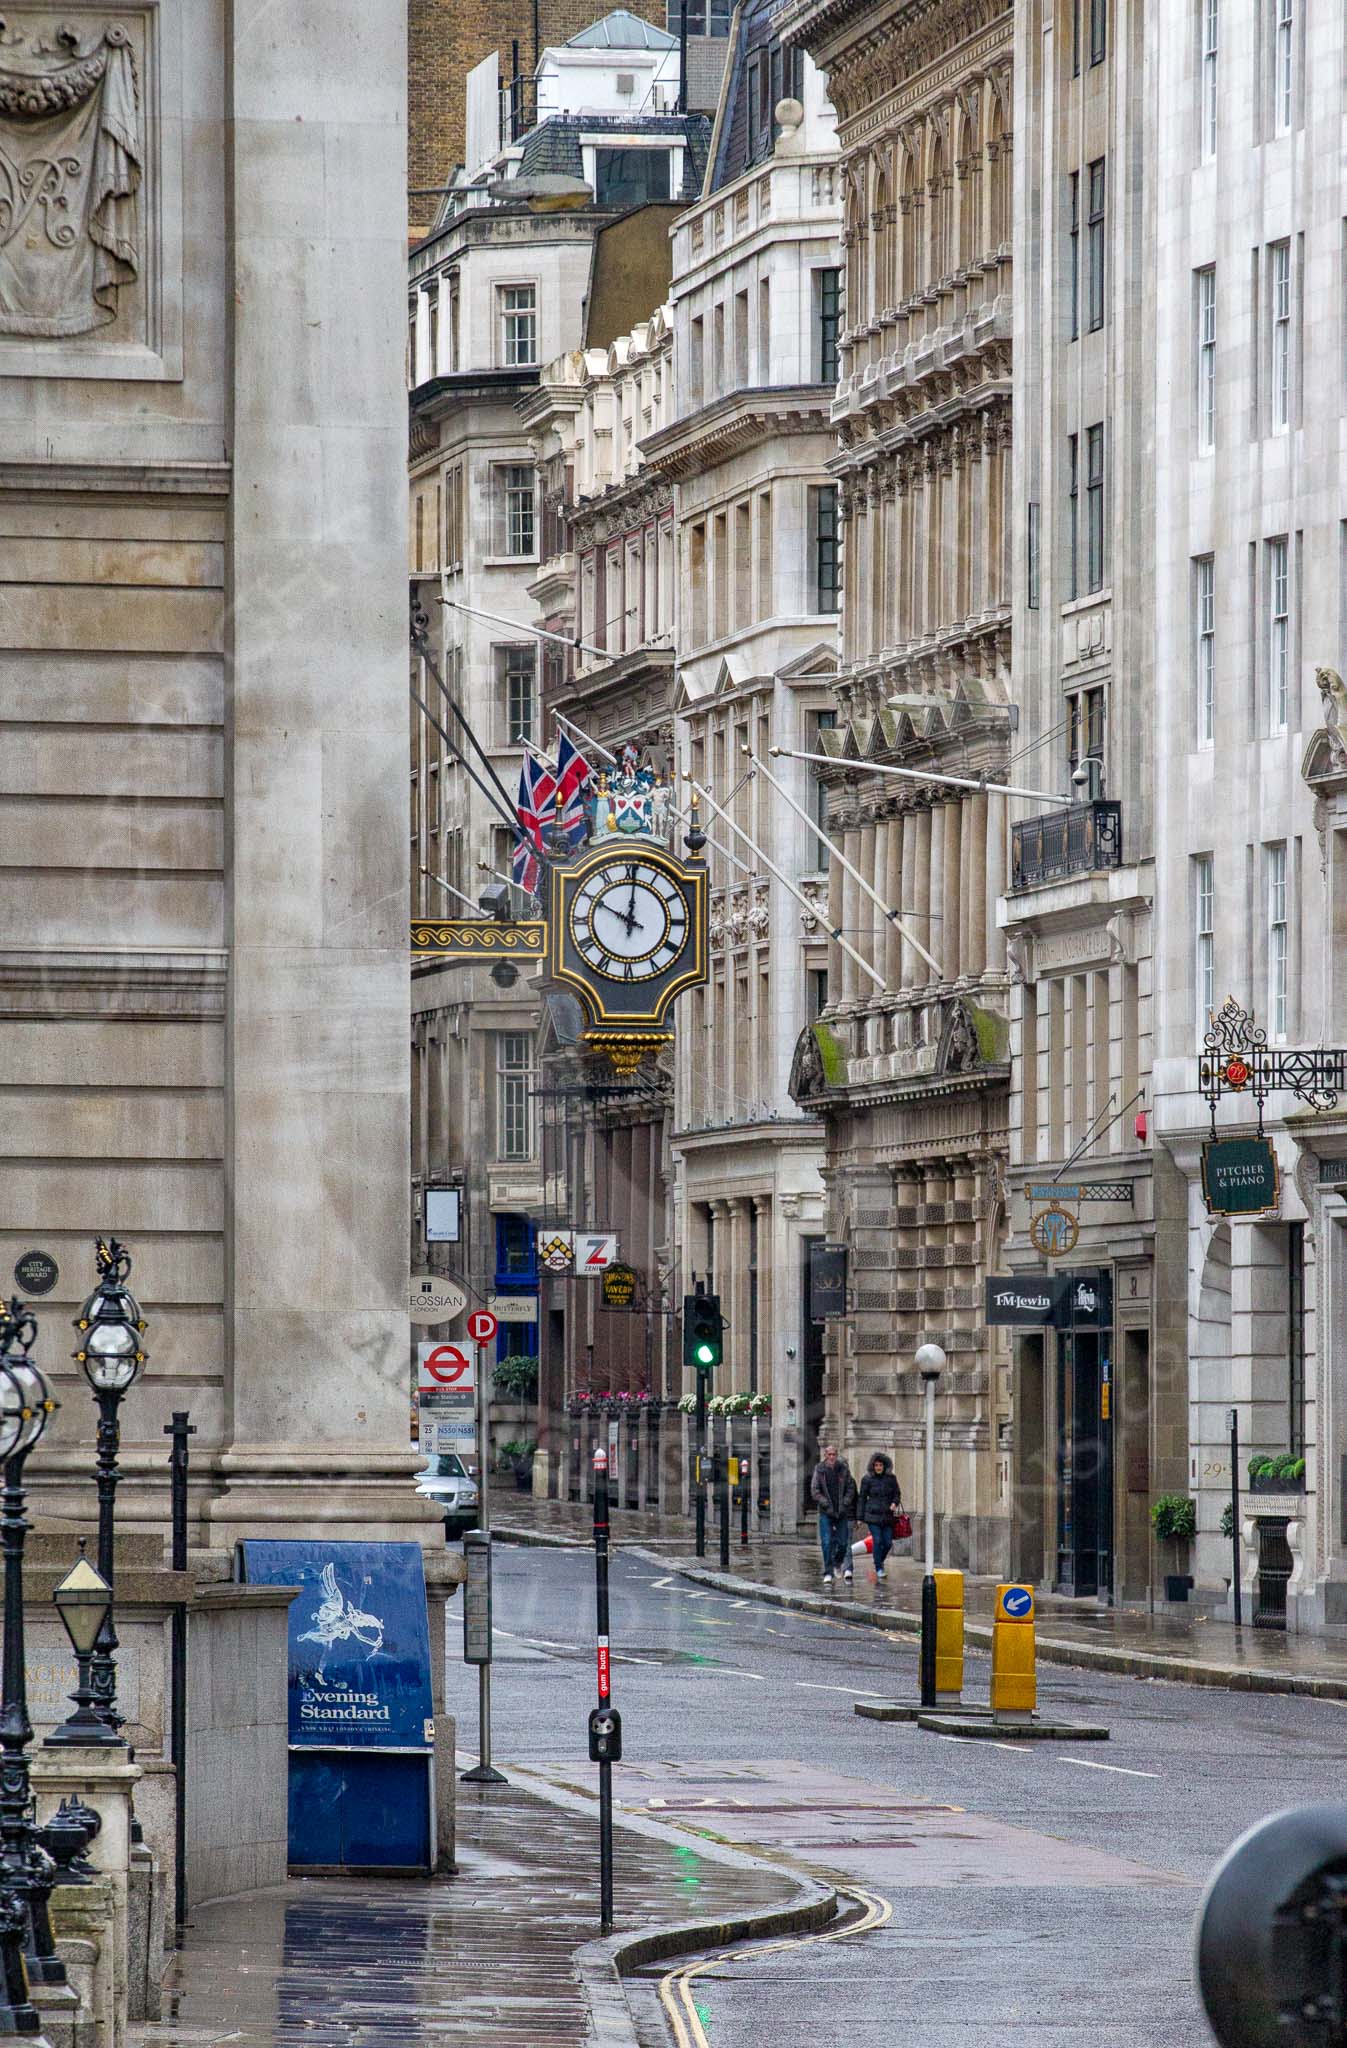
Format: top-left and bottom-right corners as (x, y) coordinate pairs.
(991, 1583), (1036, 1721)
(932, 1568), (964, 1704)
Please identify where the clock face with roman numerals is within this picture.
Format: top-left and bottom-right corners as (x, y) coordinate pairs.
(567, 858), (690, 982)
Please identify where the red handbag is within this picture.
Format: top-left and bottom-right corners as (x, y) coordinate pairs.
(894, 1508), (913, 1540)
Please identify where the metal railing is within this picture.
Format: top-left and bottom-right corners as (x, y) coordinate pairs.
(1010, 799), (1123, 891)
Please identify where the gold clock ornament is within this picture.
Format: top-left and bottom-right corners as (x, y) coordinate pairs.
(546, 801), (707, 1075)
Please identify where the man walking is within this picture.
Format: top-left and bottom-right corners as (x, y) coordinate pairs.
(810, 1444), (857, 1586)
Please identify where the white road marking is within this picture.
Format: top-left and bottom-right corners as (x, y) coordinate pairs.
(795, 1682), (889, 1697)
(994, 1742), (1033, 1753)
(648, 1576), (676, 1589)
(1060, 1758), (1159, 1778)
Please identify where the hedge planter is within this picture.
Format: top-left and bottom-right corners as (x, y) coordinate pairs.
(1164, 1574), (1195, 1602)
(1250, 1472), (1305, 1494)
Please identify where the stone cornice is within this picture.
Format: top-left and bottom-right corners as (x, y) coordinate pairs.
(0, 459), (231, 498)
(0, 949), (228, 1022)
(643, 386), (833, 482)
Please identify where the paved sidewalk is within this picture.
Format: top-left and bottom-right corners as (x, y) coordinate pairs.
(131, 1772), (823, 2047)
(495, 1495), (1347, 1700)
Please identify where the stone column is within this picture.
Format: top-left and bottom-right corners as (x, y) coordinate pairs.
(859, 815), (880, 989)
(985, 791), (1007, 973)
(942, 799), (962, 985)
(884, 806), (904, 990)
(901, 808), (922, 989)
(840, 818), (862, 1003)
(206, 0), (427, 1546)
(827, 837), (844, 1001)
(963, 792), (988, 976)
(927, 802), (945, 988)
(753, 1194), (773, 1398)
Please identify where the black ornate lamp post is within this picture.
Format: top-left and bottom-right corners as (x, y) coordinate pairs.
(0, 1296), (58, 2032)
(44, 1551), (116, 1749)
(72, 1240), (146, 1740)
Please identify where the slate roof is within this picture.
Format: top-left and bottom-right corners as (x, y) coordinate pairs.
(566, 8), (677, 48)
(710, 0), (787, 194)
(518, 112), (712, 201)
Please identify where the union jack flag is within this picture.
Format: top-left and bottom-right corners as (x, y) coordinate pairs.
(511, 752), (556, 896)
(554, 731), (592, 850)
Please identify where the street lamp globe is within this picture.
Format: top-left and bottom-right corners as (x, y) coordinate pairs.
(73, 1238), (147, 1394)
(914, 1341), (946, 1380)
(0, 1301), (53, 1459)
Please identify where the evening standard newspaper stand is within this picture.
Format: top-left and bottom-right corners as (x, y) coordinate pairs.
(237, 1539), (435, 1872)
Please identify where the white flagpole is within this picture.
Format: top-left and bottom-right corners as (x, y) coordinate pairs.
(742, 749), (943, 979)
(768, 744), (1070, 808)
(551, 708), (619, 766)
(690, 779), (886, 992)
(420, 867), (481, 913)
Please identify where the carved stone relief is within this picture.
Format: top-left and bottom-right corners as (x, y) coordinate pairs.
(0, 15), (141, 337)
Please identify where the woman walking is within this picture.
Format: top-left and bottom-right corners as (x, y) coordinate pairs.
(858, 1452), (902, 1581)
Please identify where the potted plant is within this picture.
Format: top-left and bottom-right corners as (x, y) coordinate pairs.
(1151, 1492), (1197, 1600)
(492, 1354), (539, 1404)
(1248, 1453), (1305, 1494)
(500, 1439), (536, 1491)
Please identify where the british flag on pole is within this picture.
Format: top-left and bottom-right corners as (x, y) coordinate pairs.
(511, 752), (557, 896)
(554, 731), (592, 850)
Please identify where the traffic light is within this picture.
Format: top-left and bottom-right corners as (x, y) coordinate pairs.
(683, 1292), (723, 1373)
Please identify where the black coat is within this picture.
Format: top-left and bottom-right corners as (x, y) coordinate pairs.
(811, 1458), (857, 1518)
(858, 1459), (902, 1527)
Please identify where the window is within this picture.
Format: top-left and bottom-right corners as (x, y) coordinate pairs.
(1068, 173), (1080, 341)
(690, 315), (705, 405)
(447, 272), (460, 372)
(407, 298), (418, 385)
(666, 0), (731, 36)
(816, 268), (842, 384)
(1067, 433), (1079, 599)
(500, 645), (537, 745)
(1266, 842), (1288, 1038)
(810, 708), (836, 831)
(501, 464), (536, 557)
(1195, 555), (1215, 745)
(1068, 685), (1105, 795)
(594, 148), (672, 209)
(1086, 160), (1105, 331)
(426, 288), (439, 377)
(1201, 0), (1218, 157)
(1274, 0), (1293, 132)
(1196, 266), (1216, 450)
(808, 967), (829, 1020)
(1194, 855), (1215, 1032)
(1090, 0), (1107, 63)
(1268, 536), (1289, 731)
(499, 284), (537, 367)
(810, 485), (839, 613)
(495, 1035), (535, 1161)
(495, 1214), (537, 1285)
(1270, 240), (1291, 431)
(1028, 500), (1041, 609)
(1086, 423), (1105, 592)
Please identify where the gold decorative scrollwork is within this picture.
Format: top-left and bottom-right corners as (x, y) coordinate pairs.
(409, 920), (547, 959)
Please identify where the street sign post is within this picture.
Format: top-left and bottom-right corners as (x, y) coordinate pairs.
(460, 1321), (504, 1788)
(409, 1275), (467, 1326)
(417, 1342), (476, 1455)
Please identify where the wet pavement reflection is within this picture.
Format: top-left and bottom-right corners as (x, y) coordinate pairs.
(132, 1778), (795, 2046)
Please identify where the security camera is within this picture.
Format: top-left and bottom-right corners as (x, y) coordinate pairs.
(1196, 1803), (1347, 2046)
(478, 882), (512, 922)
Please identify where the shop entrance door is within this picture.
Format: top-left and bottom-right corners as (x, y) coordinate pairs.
(1054, 1317), (1114, 1600)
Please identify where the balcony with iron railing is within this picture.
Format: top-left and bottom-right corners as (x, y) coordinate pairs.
(1010, 800), (1122, 892)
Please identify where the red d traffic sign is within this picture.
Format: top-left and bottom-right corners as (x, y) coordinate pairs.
(467, 1309), (498, 1346)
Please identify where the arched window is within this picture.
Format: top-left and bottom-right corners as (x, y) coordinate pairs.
(928, 136), (947, 286)
(988, 97), (1009, 248)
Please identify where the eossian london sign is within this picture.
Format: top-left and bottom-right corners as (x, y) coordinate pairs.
(1201, 1136), (1280, 1217)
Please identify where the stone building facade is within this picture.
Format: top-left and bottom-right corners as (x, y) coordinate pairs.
(997, 0), (1183, 1604)
(1150, 0), (1347, 1628)
(2, 0), (421, 1545)
(646, 0), (841, 1520)
(784, 0), (1016, 1569)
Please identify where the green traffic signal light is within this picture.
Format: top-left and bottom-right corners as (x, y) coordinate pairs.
(682, 1292), (723, 1373)
(695, 1342), (714, 1365)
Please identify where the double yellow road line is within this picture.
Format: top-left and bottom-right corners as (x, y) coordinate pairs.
(657, 1884), (892, 2048)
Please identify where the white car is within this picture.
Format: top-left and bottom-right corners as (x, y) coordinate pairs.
(415, 1452), (479, 1539)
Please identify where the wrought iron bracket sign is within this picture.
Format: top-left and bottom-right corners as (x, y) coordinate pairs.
(1024, 1183), (1134, 1205)
(1200, 997), (1347, 1134)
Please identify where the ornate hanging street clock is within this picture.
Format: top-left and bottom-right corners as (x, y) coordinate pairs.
(546, 764), (707, 1074)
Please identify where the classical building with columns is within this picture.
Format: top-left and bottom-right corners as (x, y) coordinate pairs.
(645, 0), (841, 1520)
(783, 0), (1015, 1569)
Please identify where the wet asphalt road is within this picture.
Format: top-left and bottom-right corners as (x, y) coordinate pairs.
(445, 1544), (1347, 2046)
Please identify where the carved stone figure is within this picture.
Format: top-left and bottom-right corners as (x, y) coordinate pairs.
(788, 1023), (827, 1104)
(0, 19), (141, 337)
(1315, 665), (1347, 768)
(937, 997), (980, 1075)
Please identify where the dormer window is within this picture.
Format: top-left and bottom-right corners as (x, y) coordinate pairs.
(594, 147), (672, 208)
